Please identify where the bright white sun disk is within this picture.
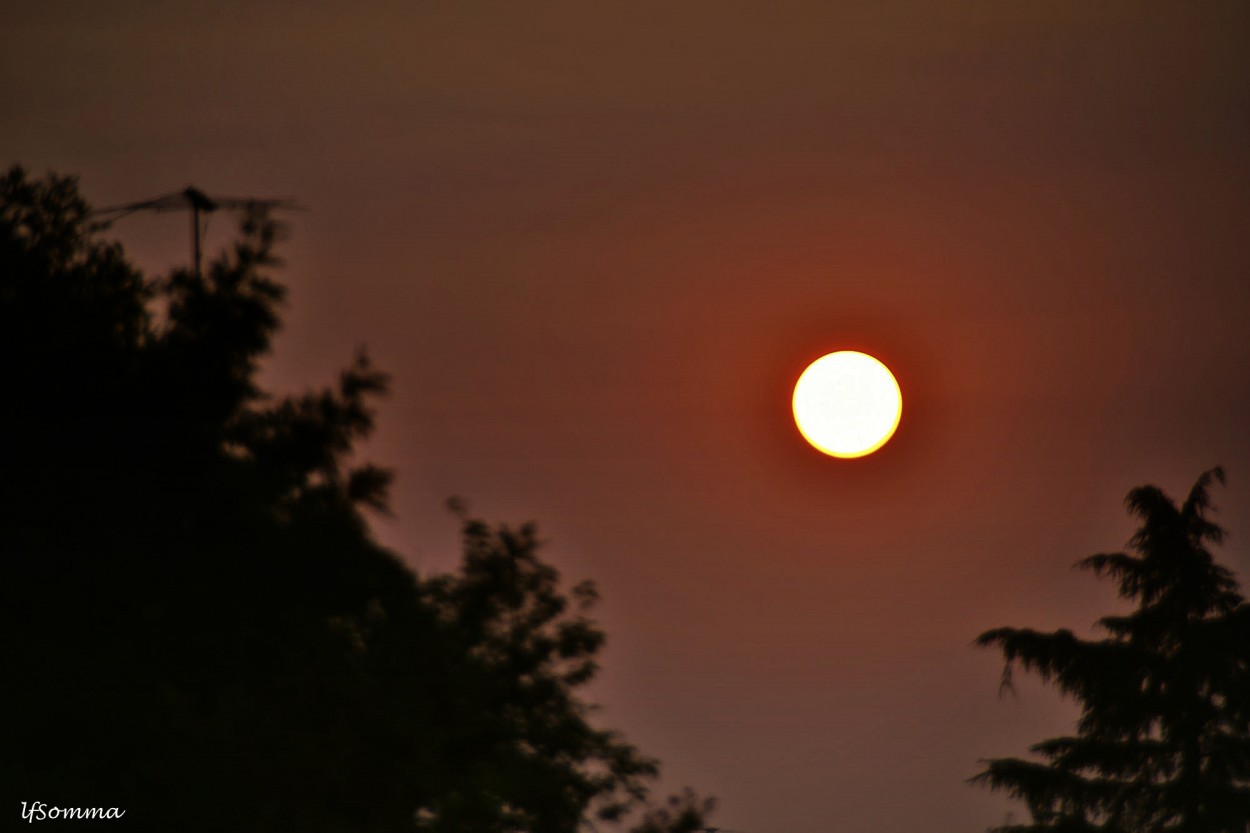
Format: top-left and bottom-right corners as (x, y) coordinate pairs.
(792, 351), (902, 458)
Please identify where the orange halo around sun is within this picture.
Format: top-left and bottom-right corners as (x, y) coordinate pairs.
(792, 351), (902, 458)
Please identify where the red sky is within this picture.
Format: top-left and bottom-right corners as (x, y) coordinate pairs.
(6, 2), (1250, 830)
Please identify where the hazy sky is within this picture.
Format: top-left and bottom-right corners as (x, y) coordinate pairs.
(6, 2), (1250, 830)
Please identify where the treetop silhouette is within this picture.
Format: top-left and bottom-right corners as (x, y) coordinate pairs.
(1, 165), (709, 833)
(974, 467), (1250, 832)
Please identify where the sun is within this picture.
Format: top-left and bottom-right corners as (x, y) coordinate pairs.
(792, 351), (902, 458)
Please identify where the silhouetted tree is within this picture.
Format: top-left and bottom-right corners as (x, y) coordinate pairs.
(628, 789), (717, 833)
(411, 508), (686, 833)
(1, 166), (709, 833)
(973, 468), (1250, 832)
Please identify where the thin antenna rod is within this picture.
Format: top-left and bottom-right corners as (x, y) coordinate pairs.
(91, 185), (300, 277)
(192, 204), (201, 278)
(182, 187), (218, 279)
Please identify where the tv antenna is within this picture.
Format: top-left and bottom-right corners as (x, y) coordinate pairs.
(93, 186), (301, 277)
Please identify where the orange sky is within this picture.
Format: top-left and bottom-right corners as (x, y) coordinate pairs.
(6, 2), (1250, 830)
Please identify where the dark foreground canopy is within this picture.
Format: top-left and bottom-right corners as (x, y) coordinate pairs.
(974, 468), (1250, 832)
(0, 167), (709, 833)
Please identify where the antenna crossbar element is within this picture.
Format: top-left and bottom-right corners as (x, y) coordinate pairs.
(93, 186), (301, 277)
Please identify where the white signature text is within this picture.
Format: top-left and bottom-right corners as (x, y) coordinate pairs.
(21, 802), (126, 822)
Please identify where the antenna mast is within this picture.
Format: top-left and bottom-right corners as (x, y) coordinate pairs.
(93, 186), (300, 277)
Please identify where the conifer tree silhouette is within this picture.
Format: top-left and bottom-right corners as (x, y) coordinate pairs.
(974, 468), (1250, 832)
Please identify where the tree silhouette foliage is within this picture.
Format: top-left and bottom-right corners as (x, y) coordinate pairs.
(0, 166), (708, 833)
(974, 468), (1250, 832)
